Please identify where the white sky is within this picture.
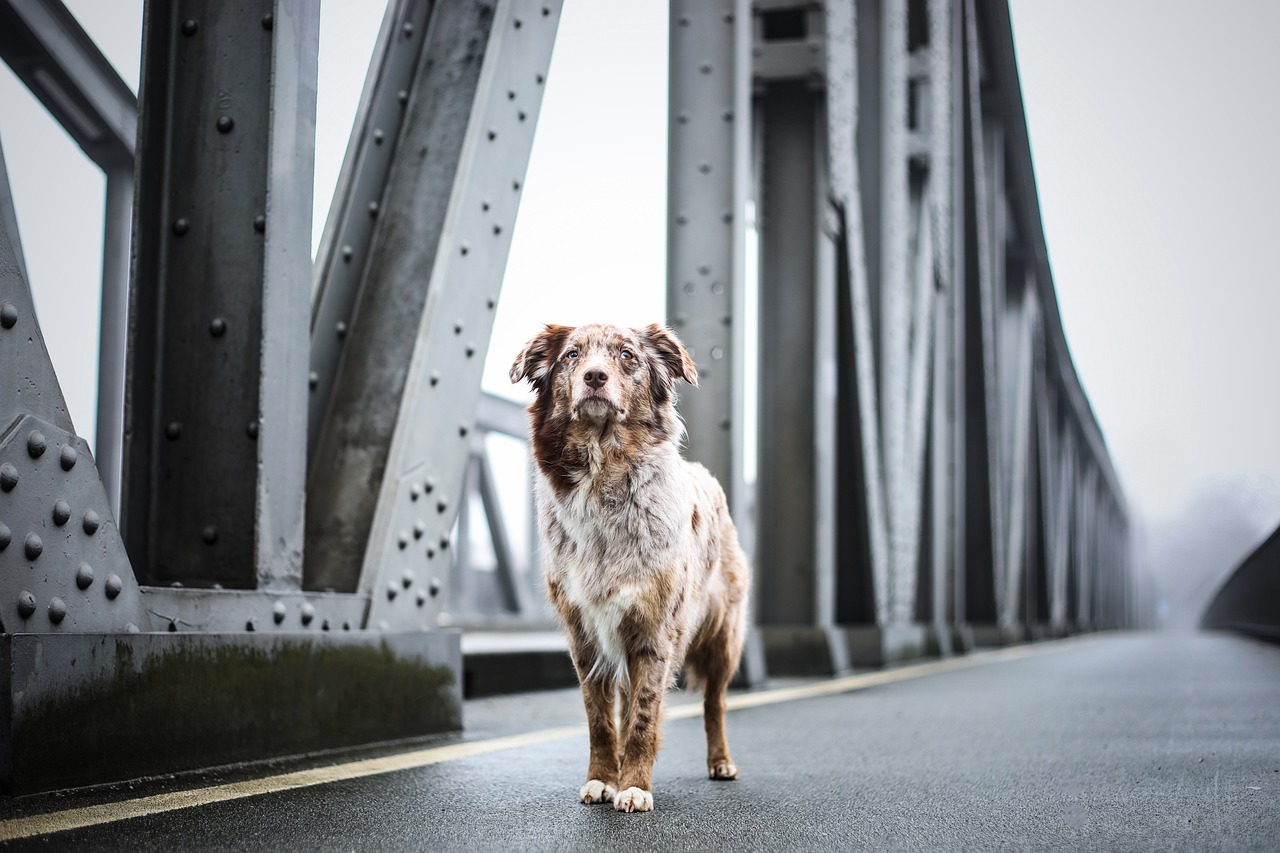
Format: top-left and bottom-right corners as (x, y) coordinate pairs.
(1, 1), (1277, 530)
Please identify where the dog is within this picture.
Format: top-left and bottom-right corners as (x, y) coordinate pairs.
(510, 322), (750, 813)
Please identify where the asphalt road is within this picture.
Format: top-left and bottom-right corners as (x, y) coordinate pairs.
(2, 631), (1277, 851)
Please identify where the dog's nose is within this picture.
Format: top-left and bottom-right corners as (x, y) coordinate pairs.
(584, 368), (608, 389)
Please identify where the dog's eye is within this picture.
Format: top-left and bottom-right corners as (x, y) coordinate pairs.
(619, 349), (633, 360)
(565, 349), (579, 360)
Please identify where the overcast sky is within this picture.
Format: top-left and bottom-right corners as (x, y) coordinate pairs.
(1, 1), (1277, 531)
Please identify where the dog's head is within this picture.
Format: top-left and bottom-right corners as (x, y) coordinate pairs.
(506, 324), (696, 484)
(510, 322), (698, 441)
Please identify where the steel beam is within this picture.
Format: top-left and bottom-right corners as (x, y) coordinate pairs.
(306, 0), (562, 634)
(0, 137), (146, 634)
(666, 0), (749, 520)
(123, 0), (318, 591)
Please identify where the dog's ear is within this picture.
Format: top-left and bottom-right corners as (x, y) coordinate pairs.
(639, 323), (698, 388)
(510, 324), (573, 389)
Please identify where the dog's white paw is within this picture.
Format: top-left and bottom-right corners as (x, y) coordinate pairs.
(709, 760), (739, 780)
(579, 779), (616, 805)
(613, 786), (653, 813)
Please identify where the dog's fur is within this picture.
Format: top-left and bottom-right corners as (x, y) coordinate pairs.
(510, 322), (750, 813)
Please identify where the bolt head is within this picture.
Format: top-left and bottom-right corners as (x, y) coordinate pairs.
(76, 563), (94, 589)
(0, 302), (17, 328)
(52, 499), (71, 526)
(253, 214), (265, 233)
(166, 421), (182, 440)
(27, 431), (46, 458)
(24, 533), (43, 561)
(17, 591), (36, 619)
(181, 19), (198, 36)
(0, 463), (17, 492)
(49, 598), (67, 625)
(216, 115), (234, 133)
(172, 217), (190, 236)
(60, 444), (77, 470)
(83, 509), (101, 535)
(301, 603), (316, 626)
(209, 317), (227, 337)
(105, 574), (123, 599)
(273, 601), (287, 624)
(202, 525), (218, 544)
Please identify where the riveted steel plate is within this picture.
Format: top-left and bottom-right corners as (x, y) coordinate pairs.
(0, 414), (145, 633)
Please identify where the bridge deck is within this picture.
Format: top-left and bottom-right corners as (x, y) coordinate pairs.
(2, 632), (1276, 851)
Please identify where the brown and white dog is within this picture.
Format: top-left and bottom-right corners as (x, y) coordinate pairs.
(510, 322), (750, 813)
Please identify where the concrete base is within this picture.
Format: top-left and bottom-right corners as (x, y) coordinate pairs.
(966, 623), (1008, 649)
(759, 626), (847, 676)
(842, 623), (930, 667)
(0, 630), (462, 794)
(461, 632), (577, 699)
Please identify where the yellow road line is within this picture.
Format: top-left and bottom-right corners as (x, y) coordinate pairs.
(0, 637), (1078, 842)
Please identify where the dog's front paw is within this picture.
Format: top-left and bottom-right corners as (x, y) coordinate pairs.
(708, 760), (739, 780)
(613, 786), (654, 813)
(579, 779), (617, 805)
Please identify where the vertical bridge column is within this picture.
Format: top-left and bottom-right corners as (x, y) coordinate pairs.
(123, 1), (318, 591)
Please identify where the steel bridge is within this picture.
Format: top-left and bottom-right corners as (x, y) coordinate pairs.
(0, 0), (1149, 807)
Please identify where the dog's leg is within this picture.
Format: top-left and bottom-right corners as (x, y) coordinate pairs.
(703, 666), (739, 780)
(578, 677), (619, 804)
(614, 655), (670, 812)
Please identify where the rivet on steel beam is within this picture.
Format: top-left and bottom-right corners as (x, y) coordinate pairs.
(398, 89), (409, 106)
(720, 418), (732, 430)
(387, 582), (398, 601)
(309, 371), (319, 390)
(536, 74), (545, 85)
(684, 282), (695, 295)
(321, 618), (331, 631)
(28, 431), (46, 457)
(507, 90), (516, 101)
(402, 569), (414, 589)
(181, 19), (198, 36)
(460, 244), (469, 256)
(0, 523), (9, 550)
(454, 322), (464, 335)
(343, 620), (351, 630)
(542, 6), (551, 16)
(487, 299), (496, 310)
(436, 499), (447, 514)
(409, 483), (421, 501)
(426, 548), (436, 559)
(482, 200), (491, 212)
(487, 130), (497, 141)
(301, 603), (315, 626)
(724, 12), (734, 23)
(712, 282), (725, 295)
(105, 574), (123, 599)
(722, 210), (733, 223)
(246, 619), (256, 631)
(273, 601), (286, 624)
(202, 525), (218, 545)
(493, 223), (502, 235)
(465, 345), (475, 358)
(402, 21), (414, 38)
(0, 463), (17, 491)
(60, 444), (77, 470)
(514, 18), (522, 29)
(676, 213), (688, 225)
(167, 620), (177, 632)
(335, 320), (347, 339)
(166, 421), (182, 440)
(698, 264), (711, 275)
(699, 162), (711, 174)
(0, 302), (16, 328)
(518, 111), (526, 122)
(127, 623), (139, 633)
(700, 62), (713, 74)
(458, 424), (468, 437)
(52, 499), (71, 526)
(368, 201), (379, 218)
(210, 317), (227, 337)
(413, 521), (424, 539)
(216, 115), (235, 133)
(398, 532), (409, 550)
(711, 346), (724, 360)
(373, 128), (385, 146)
(513, 180), (522, 191)
(83, 509), (100, 534)
(253, 215), (266, 233)
(678, 15), (690, 25)
(247, 420), (259, 439)
(341, 245), (354, 262)
(677, 112), (689, 125)
(722, 110), (734, 122)
(439, 534), (450, 549)
(424, 478), (435, 493)
(429, 579), (441, 597)
(49, 598), (66, 624)
(261, 13), (273, 30)
(76, 562), (94, 589)
(24, 533), (42, 560)
(415, 590), (426, 608)
(173, 217), (190, 236)
(17, 591), (36, 619)
(429, 371), (440, 387)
